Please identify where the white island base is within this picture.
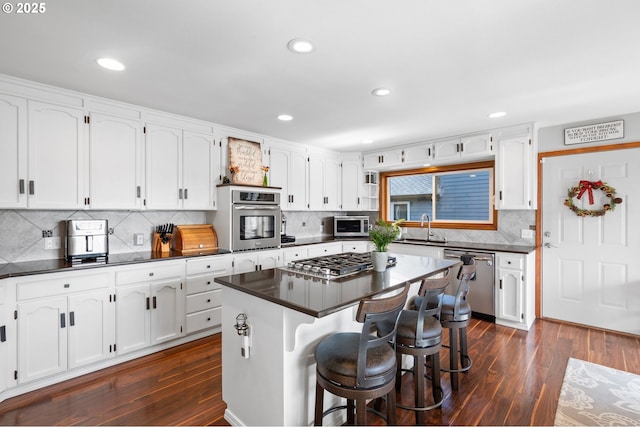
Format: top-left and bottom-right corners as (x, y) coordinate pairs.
(221, 286), (363, 426)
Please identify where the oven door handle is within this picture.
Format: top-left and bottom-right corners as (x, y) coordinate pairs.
(233, 205), (280, 210)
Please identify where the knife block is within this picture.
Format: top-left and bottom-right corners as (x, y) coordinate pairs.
(152, 232), (172, 253)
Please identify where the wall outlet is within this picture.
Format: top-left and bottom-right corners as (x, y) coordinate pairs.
(44, 237), (61, 250)
(134, 233), (144, 246)
(521, 229), (534, 239)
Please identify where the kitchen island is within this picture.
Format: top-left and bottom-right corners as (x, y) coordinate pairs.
(214, 253), (459, 426)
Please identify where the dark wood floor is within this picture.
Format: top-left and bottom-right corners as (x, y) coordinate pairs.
(0, 318), (638, 426)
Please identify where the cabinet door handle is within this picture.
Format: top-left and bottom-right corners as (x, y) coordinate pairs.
(19, 179), (25, 194)
(60, 313), (66, 328)
(152, 296), (157, 309)
(0, 325), (6, 342)
(206, 299), (211, 303)
(178, 188), (183, 199)
(29, 180), (35, 195)
(69, 311), (75, 326)
(428, 147), (432, 157)
(146, 297), (150, 310)
(184, 188), (188, 199)
(137, 186), (141, 198)
(499, 191), (503, 201)
(499, 279), (503, 290)
(460, 143), (464, 152)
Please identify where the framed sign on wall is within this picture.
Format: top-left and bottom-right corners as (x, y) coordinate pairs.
(228, 137), (263, 185)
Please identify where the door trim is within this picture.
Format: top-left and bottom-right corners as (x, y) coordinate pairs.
(535, 141), (640, 317)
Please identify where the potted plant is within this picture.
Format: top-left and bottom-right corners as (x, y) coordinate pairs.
(369, 219), (404, 272)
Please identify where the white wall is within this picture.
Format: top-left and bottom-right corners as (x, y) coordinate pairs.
(538, 112), (640, 152)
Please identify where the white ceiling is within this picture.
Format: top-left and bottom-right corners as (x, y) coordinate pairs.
(2, 0), (640, 151)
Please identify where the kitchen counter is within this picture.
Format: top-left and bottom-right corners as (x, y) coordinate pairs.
(283, 235), (536, 254)
(216, 253), (459, 426)
(0, 249), (231, 280)
(215, 253), (459, 317)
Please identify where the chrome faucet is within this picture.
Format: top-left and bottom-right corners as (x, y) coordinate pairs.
(420, 213), (431, 240)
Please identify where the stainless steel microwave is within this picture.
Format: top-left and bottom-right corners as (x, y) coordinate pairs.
(333, 216), (370, 238)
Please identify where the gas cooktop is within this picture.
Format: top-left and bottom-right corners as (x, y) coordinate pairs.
(279, 252), (396, 280)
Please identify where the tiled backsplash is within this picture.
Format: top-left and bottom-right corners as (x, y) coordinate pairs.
(0, 209), (207, 264)
(0, 209), (535, 264)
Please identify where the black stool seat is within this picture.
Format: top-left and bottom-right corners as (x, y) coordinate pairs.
(440, 294), (471, 321)
(314, 284), (409, 426)
(315, 333), (396, 388)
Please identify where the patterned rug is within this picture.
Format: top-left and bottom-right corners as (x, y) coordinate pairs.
(555, 357), (640, 426)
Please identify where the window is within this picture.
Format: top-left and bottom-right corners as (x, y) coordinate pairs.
(381, 161), (497, 230)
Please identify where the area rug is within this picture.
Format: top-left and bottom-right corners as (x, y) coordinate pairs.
(554, 357), (640, 426)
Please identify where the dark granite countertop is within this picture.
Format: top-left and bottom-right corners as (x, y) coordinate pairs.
(214, 253), (460, 318)
(0, 249), (232, 280)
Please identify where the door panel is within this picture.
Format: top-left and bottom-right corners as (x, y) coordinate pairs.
(542, 148), (640, 335)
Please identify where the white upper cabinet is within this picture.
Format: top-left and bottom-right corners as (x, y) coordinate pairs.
(88, 112), (144, 210)
(145, 123), (183, 210)
(308, 151), (341, 211)
(460, 133), (493, 157)
(0, 93), (27, 208)
(27, 100), (86, 209)
(402, 144), (434, 167)
(433, 134), (493, 162)
(182, 130), (216, 210)
(145, 123), (216, 210)
(341, 155), (363, 211)
(268, 142), (308, 211)
(362, 148), (404, 170)
(495, 127), (536, 210)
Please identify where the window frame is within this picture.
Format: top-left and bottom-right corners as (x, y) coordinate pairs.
(379, 160), (498, 230)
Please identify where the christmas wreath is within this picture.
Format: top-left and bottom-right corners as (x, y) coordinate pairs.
(564, 180), (623, 217)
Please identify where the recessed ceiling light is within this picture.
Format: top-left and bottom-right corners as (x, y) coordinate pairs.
(371, 88), (391, 97)
(278, 114), (293, 121)
(96, 58), (125, 71)
(287, 39), (314, 53)
(489, 111), (506, 118)
(362, 139), (373, 144)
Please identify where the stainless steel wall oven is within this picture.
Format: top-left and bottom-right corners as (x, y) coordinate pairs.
(230, 190), (281, 251)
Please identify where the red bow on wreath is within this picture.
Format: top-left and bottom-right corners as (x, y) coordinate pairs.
(576, 180), (602, 205)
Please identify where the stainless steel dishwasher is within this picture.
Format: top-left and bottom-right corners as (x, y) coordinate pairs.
(443, 248), (495, 321)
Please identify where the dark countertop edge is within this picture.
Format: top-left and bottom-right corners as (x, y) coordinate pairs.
(0, 237), (534, 280)
(215, 261), (459, 318)
(0, 249), (232, 280)
(283, 236), (537, 254)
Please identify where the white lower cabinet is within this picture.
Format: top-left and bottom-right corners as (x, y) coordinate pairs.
(495, 251), (535, 330)
(282, 247), (309, 263)
(233, 249), (283, 273)
(341, 241), (370, 253)
(307, 242), (343, 258)
(115, 261), (184, 355)
(184, 255), (232, 334)
(0, 283), (16, 394)
(15, 271), (113, 384)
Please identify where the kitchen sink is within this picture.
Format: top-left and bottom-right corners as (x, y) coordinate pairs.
(397, 238), (448, 245)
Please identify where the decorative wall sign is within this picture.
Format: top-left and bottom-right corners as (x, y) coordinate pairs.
(228, 137), (263, 185)
(564, 120), (624, 145)
(564, 180), (623, 217)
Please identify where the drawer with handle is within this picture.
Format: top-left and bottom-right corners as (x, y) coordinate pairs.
(186, 290), (221, 313)
(185, 275), (221, 295)
(186, 307), (221, 333)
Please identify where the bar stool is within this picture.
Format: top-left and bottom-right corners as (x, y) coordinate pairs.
(377, 269), (451, 424)
(439, 260), (476, 390)
(314, 284), (409, 426)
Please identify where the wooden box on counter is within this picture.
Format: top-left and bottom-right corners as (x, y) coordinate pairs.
(172, 224), (218, 254)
